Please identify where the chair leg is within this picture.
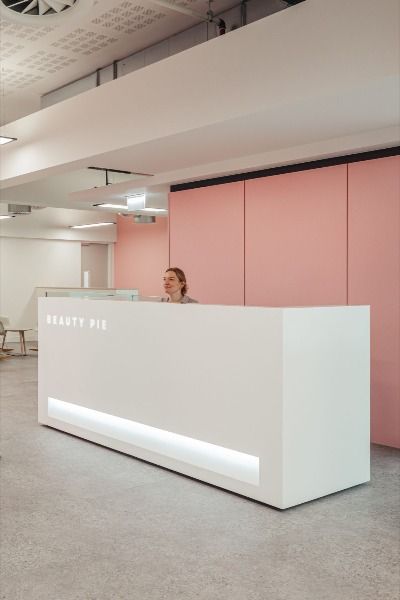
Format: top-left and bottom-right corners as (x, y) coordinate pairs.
(19, 331), (27, 355)
(2, 332), (6, 350)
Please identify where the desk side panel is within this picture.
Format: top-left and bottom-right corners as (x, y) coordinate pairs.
(282, 306), (370, 508)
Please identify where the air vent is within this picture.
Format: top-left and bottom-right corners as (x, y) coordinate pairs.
(134, 215), (155, 224)
(8, 204), (31, 214)
(0, 0), (94, 25)
(0, 1), (77, 16)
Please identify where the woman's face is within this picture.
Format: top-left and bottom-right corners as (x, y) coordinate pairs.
(163, 271), (184, 296)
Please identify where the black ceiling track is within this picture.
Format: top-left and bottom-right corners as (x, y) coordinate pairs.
(170, 146), (400, 192)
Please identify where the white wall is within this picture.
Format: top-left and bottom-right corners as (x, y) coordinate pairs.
(0, 237), (81, 340)
(0, 205), (116, 341)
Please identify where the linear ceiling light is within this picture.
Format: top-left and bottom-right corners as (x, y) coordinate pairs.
(0, 215), (15, 220)
(137, 208), (167, 213)
(0, 136), (17, 145)
(94, 202), (167, 214)
(93, 203), (128, 210)
(69, 222), (116, 229)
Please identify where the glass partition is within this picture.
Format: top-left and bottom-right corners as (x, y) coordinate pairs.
(42, 288), (140, 301)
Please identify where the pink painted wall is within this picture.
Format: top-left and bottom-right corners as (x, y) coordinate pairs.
(114, 155), (399, 447)
(348, 156), (400, 448)
(245, 166), (348, 307)
(169, 182), (245, 305)
(114, 215), (169, 297)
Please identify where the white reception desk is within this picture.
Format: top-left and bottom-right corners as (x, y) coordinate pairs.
(38, 298), (370, 509)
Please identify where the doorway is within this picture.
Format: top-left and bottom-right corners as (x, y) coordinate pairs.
(81, 243), (110, 288)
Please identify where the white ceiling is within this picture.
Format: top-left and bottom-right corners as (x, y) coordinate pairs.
(0, 0), (398, 216)
(0, 0), (256, 124)
(0, 0), (295, 214)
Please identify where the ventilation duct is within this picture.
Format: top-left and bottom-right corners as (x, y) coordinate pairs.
(8, 204), (31, 214)
(134, 215), (155, 224)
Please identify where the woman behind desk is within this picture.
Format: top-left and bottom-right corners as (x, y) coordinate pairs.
(162, 267), (198, 304)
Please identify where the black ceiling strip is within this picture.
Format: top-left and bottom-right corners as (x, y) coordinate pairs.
(88, 166), (134, 174)
(170, 146), (400, 192)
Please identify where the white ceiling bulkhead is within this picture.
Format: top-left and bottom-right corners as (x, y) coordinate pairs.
(0, 0), (398, 213)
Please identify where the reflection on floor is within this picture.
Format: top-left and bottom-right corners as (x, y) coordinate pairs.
(1, 353), (399, 600)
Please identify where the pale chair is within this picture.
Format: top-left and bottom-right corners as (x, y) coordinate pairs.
(0, 319), (13, 355)
(0, 316), (32, 356)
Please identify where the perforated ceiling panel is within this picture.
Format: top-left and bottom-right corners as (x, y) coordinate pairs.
(0, 0), (241, 109)
(0, 39), (24, 58)
(1, 0), (171, 95)
(0, 18), (54, 41)
(171, 0), (201, 6)
(17, 50), (77, 73)
(53, 29), (119, 55)
(91, 3), (166, 35)
(0, 67), (44, 89)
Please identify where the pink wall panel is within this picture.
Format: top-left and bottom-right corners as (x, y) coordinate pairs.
(169, 182), (244, 305)
(348, 156), (400, 448)
(114, 215), (169, 297)
(245, 165), (348, 307)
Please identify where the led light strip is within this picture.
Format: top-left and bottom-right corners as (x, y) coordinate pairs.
(48, 398), (259, 485)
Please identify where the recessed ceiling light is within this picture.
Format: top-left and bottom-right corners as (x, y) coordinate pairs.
(69, 222), (116, 229)
(0, 136), (17, 145)
(93, 202), (167, 213)
(127, 194), (146, 210)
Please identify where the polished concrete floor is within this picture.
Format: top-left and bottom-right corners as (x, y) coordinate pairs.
(1, 352), (399, 600)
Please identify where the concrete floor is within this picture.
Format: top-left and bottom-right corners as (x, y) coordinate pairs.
(1, 352), (399, 600)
